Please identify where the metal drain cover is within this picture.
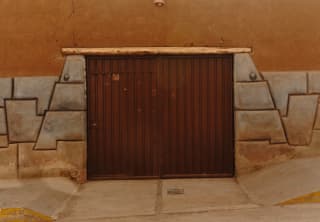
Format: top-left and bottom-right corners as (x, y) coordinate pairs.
(167, 188), (185, 195)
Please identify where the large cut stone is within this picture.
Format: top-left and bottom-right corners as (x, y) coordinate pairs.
(235, 82), (274, 110)
(283, 95), (318, 145)
(60, 56), (85, 83)
(0, 135), (8, 148)
(50, 83), (86, 110)
(236, 141), (294, 175)
(6, 100), (42, 142)
(14, 76), (58, 115)
(0, 78), (12, 106)
(0, 144), (17, 178)
(19, 142), (86, 182)
(235, 111), (286, 143)
(234, 53), (262, 82)
(0, 108), (7, 134)
(35, 111), (86, 149)
(262, 72), (307, 116)
(308, 71), (320, 93)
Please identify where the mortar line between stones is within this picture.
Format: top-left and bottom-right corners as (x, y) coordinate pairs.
(306, 72), (310, 94)
(3, 99), (10, 147)
(310, 95), (320, 145)
(263, 78), (277, 110)
(17, 143), (20, 178)
(11, 78), (14, 98)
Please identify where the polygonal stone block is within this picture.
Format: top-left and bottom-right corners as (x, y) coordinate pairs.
(236, 141), (294, 175)
(283, 95), (318, 145)
(50, 83), (86, 110)
(60, 56), (85, 83)
(19, 142), (86, 181)
(6, 100), (42, 142)
(0, 144), (18, 178)
(235, 111), (287, 143)
(0, 78), (12, 106)
(35, 111), (86, 149)
(0, 108), (7, 134)
(0, 135), (8, 148)
(235, 82), (274, 110)
(308, 71), (320, 93)
(262, 72), (307, 116)
(14, 76), (58, 115)
(234, 53), (262, 82)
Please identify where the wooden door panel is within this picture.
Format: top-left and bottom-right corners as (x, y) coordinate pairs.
(158, 55), (234, 178)
(87, 55), (234, 179)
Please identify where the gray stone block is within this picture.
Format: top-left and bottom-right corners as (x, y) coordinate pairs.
(0, 135), (8, 148)
(6, 100), (42, 142)
(0, 144), (17, 178)
(262, 72), (307, 116)
(236, 141), (294, 175)
(19, 141), (85, 180)
(0, 108), (7, 134)
(283, 95), (318, 145)
(0, 78), (12, 107)
(235, 82), (274, 110)
(50, 83), (86, 110)
(235, 111), (287, 143)
(14, 76), (58, 115)
(60, 56), (85, 83)
(234, 54), (262, 82)
(308, 71), (320, 93)
(35, 111), (86, 149)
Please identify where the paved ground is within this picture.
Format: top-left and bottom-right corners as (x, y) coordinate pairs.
(238, 157), (320, 205)
(59, 205), (320, 222)
(58, 178), (256, 221)
(0, 177), (78, 219)
(1, 159), (320, 222)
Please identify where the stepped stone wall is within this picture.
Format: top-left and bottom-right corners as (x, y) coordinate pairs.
(1, 53), (320, 181)
(0, 56), (86, 182)
(235, 54), (320, 175)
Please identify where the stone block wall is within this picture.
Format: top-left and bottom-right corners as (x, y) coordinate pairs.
(0, 56), (86, 182)
(235, 54), (320, 175)
(1, 53), (320, 181)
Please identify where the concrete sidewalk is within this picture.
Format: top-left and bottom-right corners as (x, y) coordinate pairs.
(58, 178), (256, 221)
(59, 205), (320, 222)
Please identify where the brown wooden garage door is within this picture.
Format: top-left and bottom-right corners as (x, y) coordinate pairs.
(86, 55), (234, 179)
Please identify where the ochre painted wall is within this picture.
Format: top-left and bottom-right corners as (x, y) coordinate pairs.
(1, 0), (320, 76)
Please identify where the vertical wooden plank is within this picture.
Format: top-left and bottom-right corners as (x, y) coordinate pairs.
(87, 59), (97, 176)
(184, 57), (193, 174)
(127, 59), (136, 176)
(177, 58), (185, 174)
(193, 58), (201, 173)
(161, 57), (169, 175)
(103, 59), (112, 175)
(200, 57), (209, 173)
(224, 56), (234, 175)
(216, 57), (223, 173)
(152, 58), (159, 176)
(208, 57), (216, 173)
(169, 58), (177, 174)
(119, 59), (128, 175)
